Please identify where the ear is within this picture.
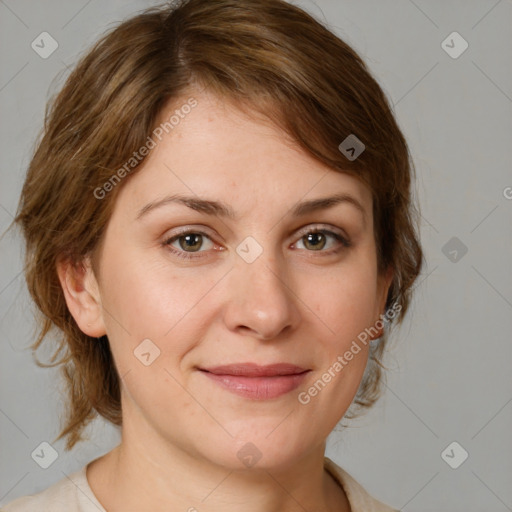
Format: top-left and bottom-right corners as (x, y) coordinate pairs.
(56, 255), (106, 338)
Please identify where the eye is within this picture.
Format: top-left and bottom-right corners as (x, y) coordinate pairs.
(162, 225), (351, 261)
(293, 226), (351, 254)
(163, 230), (217, 260)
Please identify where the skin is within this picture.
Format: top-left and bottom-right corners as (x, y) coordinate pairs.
(58, 89), (393, 512)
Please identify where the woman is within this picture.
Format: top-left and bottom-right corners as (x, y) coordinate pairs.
(4, 0), (422, 510)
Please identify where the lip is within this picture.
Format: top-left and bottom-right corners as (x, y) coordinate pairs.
(198, 363), (310, 400)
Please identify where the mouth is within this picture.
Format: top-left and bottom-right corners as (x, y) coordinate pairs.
(197, 363), (311, 400)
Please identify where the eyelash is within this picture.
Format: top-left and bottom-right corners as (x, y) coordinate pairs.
(162, 226), (351, 261)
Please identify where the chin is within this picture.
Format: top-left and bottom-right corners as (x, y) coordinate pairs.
(194, 424), (313, 472)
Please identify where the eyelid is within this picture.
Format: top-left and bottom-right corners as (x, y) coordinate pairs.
(167, 225), (216, 237)
(292, 223), (349, 242)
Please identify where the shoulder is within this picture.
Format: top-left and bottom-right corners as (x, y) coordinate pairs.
(324, 456), (399, 512)
(1, 465), (105, 512)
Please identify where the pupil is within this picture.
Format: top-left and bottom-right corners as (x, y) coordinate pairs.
(181, 234), (202, 251)
(305, 233), (325, 250)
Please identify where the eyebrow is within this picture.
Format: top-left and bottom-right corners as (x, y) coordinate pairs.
(136, 193), (366, 224)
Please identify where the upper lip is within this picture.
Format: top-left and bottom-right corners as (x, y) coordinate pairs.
(199, 363), (309, 377)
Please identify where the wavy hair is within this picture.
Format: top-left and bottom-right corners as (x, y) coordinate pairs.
(11, 0), (423, 450)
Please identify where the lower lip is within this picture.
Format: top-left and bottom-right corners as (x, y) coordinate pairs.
(200, 371), (310, 400)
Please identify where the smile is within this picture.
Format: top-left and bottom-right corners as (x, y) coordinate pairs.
(198, 363), (311, 400)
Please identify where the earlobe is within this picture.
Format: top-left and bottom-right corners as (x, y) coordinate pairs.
(56, 255), (106, 338)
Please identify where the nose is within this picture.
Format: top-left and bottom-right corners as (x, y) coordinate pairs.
(222, 251), (301, 340)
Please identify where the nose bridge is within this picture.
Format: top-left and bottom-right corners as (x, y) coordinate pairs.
(223, 244), (300, 339)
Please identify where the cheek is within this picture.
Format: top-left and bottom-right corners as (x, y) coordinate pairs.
(100, 250), (177, 330)
(96, 254), (211, 425)
(293, 269), (377, 439)
(98, 250), (224, 366)
(308, 261), (380, 347)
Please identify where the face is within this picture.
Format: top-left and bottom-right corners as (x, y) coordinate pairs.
(70, 90), (392, 470)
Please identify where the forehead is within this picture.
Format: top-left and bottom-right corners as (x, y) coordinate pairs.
(114, 89), (372, 220)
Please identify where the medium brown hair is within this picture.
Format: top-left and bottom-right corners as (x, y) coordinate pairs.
(11, 0), (423, 450)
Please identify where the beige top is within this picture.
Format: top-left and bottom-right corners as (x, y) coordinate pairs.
(2, 456), (398, 511)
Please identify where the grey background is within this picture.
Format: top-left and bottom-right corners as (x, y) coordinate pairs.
(1, 1), (511, 510)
